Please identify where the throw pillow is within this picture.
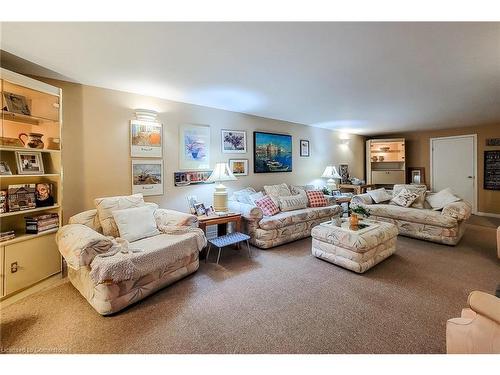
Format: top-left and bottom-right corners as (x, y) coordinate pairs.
(393, 184), (427, 209)
(306, 190), (328, 207)
(255, 195), (280, 216)
(248, 191), (264, 205)
(232, 187), (257, 205)
(390, 188), (420, 207)
(264, 183), (292, 206)
(425, 188), (461, 210)
(278, 194), (308, 212)
(290, 185), (307, 196)
(112, 205), (160, 242)
(367, 188), (392, 203)
(94, 193), (145, 237)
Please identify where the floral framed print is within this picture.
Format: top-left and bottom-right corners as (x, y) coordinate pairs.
(179, 124), (210, 170)
(221, 130), (247, 153)
(300, 139), (310, 157)
(229, 159), (248, 176)
(132, 159), (163, 196)
(130, 120), (162, 157)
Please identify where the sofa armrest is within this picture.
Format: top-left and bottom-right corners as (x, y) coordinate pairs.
(325, 195), (336, 206)
(56, 224), (114, 269)
(350, 193), (373, 208)
(468, 291), (500, 324)
(442, 200), (472, 221)
(228, 200), (263, 221)
(154, 208), (198, 228)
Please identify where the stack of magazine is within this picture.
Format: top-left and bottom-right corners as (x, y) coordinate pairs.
(0, 230), (15, 242)
(25, 213), (60, 234)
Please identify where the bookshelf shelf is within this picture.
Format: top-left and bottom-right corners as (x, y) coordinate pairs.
(0, 228), (58, 247)
(0, 174), (60, 178)
(0, 146), (60, 153)
(0, 204), (60, 218)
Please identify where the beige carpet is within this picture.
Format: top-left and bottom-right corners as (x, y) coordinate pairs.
(1, 222), (499, 354)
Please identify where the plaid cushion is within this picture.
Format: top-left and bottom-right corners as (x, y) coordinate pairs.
(306, 190), (328, 207)
(255, 195), (280, 216)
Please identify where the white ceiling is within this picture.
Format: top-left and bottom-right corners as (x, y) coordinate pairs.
(1, 22), (499, 135)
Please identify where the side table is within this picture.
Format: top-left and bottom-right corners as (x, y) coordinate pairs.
(197, 213), (242, 260)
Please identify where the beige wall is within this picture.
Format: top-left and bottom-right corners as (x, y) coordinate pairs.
(373, 124), (500, 214)
(38, 79), (365, 221)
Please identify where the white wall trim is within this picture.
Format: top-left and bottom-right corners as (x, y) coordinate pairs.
(475, 211), (500, 219)
(430, 134), (478, 215)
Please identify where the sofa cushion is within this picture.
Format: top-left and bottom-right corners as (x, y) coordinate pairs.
(255, 195), (280, 216)
(232, 187), (257, 204)
(95, 193), (146, 237)
(366, 204), (458, 228)
(278, 194), (308, 212)
(393, 184), (427, 208)
(259, 206), (340, 230)
(390, 188), (420, 207)
(69, 209), (103, 233)
(367, 188), (392, 203)
(264, 183), (292, 206)
(248, 191), (264, 205)
(426, 188), (461, 210)
(113, 205), (160, 242)
(306, 190), (328, 207)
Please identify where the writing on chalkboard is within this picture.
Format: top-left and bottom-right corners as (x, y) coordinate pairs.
(484, 150), (500, 190)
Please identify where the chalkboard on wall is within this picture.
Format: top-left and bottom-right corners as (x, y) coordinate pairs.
(484, 150), (500, 190)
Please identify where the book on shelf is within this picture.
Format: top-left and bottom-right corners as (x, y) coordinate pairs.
(25, 213), (60, 234)
(0, 190), (6, 213)
(0, 230), (16, 242)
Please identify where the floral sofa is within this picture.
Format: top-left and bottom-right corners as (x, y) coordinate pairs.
(351, 184), (472, 245)
(228, 184), (342, 249)
(56, 193), (206, 315)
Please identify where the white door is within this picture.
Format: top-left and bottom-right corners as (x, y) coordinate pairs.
(430, 135), (476, 212)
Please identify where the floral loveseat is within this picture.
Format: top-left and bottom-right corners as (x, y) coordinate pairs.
(228, 184), (342, 249)
(56, 193), (206, 315)
(351, 184), (472, 245)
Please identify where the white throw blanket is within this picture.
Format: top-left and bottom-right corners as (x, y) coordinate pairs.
(89, 226), (206, 284)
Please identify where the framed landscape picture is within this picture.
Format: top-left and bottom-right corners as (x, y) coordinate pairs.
(229, 159), (248, 176)
(132, 159), (163, 196)
(300, 139), (310, 157)
(253, 131), (292, 173)
(221, 130), (247, 153)
(179, 124), (210, 170)
(130, 120), (162, 157)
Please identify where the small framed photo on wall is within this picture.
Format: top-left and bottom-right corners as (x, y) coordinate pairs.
(229, 159), (249, 176)
(130, 120), (162, 157)
(132, 159), (164, 196)
(300, 139), (310, 157)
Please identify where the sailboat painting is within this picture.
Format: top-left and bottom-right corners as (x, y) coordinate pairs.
(253, 131), (292, 173)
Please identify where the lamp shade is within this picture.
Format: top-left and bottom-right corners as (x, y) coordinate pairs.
(206, 163), (237, 183)
(321, 166), (341, 179)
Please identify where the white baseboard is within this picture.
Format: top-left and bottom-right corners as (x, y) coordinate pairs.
(475, 211), (500, 219)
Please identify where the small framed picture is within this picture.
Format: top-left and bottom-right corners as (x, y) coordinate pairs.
(194, 202), (207, 216)
(130, 120), (162, 157)
(221, 130), (247, 153)
(205, 205), (215, 216)
(229, 159), (248, 176)
(15, 151), (44, 175)
(132, 159), (164, 196)
(300, 139), (310, 157)
(0, 161), (12, 175)
(3, 92), (31, 115)
(407, 167), (425, 185)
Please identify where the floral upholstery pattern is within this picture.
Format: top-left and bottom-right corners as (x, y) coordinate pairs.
(311, 221), (398, 273)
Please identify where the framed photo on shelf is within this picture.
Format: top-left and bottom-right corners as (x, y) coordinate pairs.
(300, 139), (310, 157)
(221, 130), (247, 153)
(179, 124), (210, 170)
(194, 202), (207, 216)
(407, 167), (426, 185)
(3, 92), (31, 115)
(339, 164), (349, 184)
(253, 131), (292, 173)
(15, 151), (44, 175)
(131, 159), (164, 196)
(130, 120), (162, 157)
(229, 159), (248, 176)
(0, 161), (12, 175)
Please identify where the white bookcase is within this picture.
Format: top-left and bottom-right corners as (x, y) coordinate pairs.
(366, 138), (406, 186)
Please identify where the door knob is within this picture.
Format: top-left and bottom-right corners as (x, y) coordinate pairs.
(467, 176), (474, 179)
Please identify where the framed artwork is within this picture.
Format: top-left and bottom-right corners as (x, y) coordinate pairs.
(8, 184), (36, 211)
(131, 159), (163, 196)
(3, 92), (31, 115)
(179, 124), (210, 170)
(339, 164), (349, 184)
(194, 202), (207, 216)
(407, 167), (426, 185)
(174, 170), (213, 187)
(0, 161), (12, 175)
(253, 131), (292, 173)
(15, 151), (44, 175)
(484, 150), (500, 190)
(229, 159), (248, 176)
(221, 130), (247, 153)
(300, 139), (310, 157)
(130, 120), (162, 157)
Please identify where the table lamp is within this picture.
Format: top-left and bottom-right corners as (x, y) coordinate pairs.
(321, 165), (342, 191)
(206, 162), (237, 214)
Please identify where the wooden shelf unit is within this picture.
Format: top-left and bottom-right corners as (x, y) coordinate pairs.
(366, 138), (406, 186)
(0, 68), (63, 300)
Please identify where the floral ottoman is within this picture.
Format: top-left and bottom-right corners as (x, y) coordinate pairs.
(311, 218), (398, 273)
